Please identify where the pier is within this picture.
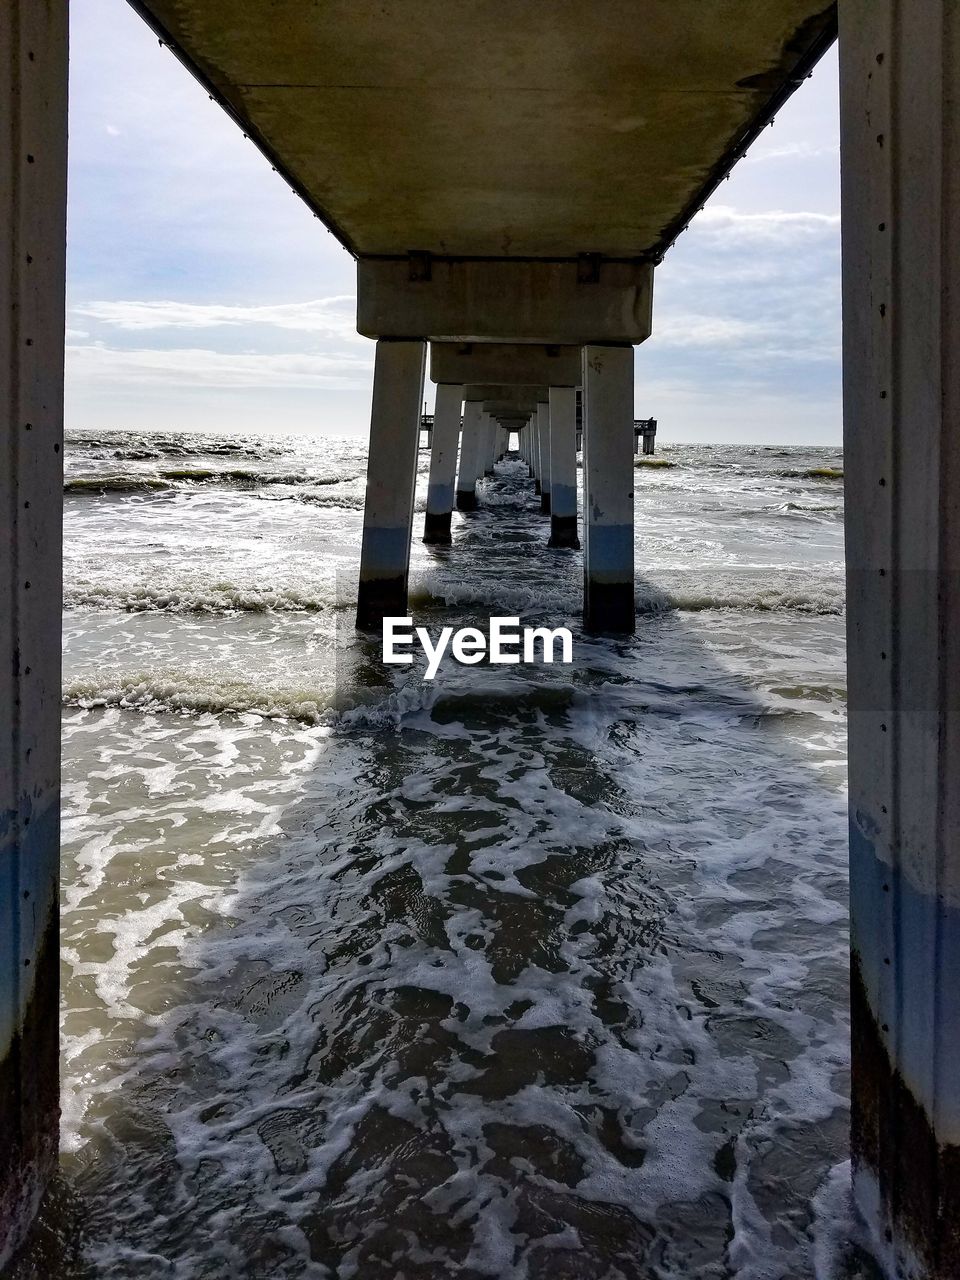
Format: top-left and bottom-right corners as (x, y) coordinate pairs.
(3, 1), (959, 1275)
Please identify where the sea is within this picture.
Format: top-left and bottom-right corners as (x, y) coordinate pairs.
(16, 429), (886, 1278)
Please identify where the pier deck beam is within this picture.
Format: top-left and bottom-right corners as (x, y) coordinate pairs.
(423, 383), (462, 544)
(582, 346), (634, 633)
(356, 339), (426, 628)
(841, 1), (960, 1274)
(0, 0), (67, 1265)
(359, 259), (652, 346)
(548, 386), (580, 548)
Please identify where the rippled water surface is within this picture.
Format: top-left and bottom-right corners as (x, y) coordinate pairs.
(14, 431), (884, 1278)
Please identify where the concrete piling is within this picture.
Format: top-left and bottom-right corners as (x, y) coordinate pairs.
(840, 1), (960, 1274)
(537, 402), (551, 510)
(356, 339), (426, 628)
(423, 382), (462, 544)
(456, 400), (484, 511)
(548, 386), (580, 548)
(0, 0), (67, 1266)
(483, 414), (495, 476)
(582, 346), (635, 633)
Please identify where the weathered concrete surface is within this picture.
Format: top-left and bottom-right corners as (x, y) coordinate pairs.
(455, 401), (484, 511)
(358, 258), (653, 344)
(127, 0), (836, 261)
(537, 401), (552, 514)
(840, 0), (960, 1273)
(464, 384), (547, 404)
(582, 346), (634, 633)
(423, 383), (462, 544)
(356, 341), (425, 628)
(481, 402), (540, 418)
(0, 0), (67, 1266)
(430, 344), (581, 388)
(548, 385), (580, 548)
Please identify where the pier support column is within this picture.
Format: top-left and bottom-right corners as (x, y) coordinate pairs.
(548, 385), (580, 548)
(483, 414), (495, 476)
(841, 2), (960, 1273)
(537, 401), (551, 513)
(456, 401), (483, 511)
(582, 346), (634, 632)
(356, 339), (425, 628)
(0, 0), (67, 1265)
(423, 382), (461, 544)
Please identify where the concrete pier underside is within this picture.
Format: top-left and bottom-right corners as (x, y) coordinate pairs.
(126, 0), (837, 264)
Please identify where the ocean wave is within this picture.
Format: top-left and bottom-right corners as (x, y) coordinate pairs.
(63, 573), (844, 618)
(64, 476), (171, 494)
(414, 576), (844, 617)
(61, 670), (444, 729)
(63, 672), (337, 723)
(63, 581), (340, 614)
(776, 501), (841, 514)
(66, 431), (288, 460)
(408, 580), (572, 616)
(641, 580), (845, 615)
(634, 457), (676, 469)
(64, 468), (352, 495)
(776, 467), (844, 480)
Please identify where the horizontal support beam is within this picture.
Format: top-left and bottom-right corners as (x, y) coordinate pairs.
(430, 342), (582, 386)
(358, 258), (654, 343)
(464, 384), (547, 403)
(482, 399), (542, 416)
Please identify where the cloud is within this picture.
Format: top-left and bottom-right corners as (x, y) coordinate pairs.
(744, 142), (837, 164)
(75, 296), (361, 340)
(652, 314), (760, 348)
(66, 342), (372, 390)
(693, 205), (840, 243)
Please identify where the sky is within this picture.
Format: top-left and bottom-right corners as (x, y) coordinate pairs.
(66, 1), (841, 444)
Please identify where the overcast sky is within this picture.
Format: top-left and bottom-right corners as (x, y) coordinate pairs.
(66, 1), (841, 444)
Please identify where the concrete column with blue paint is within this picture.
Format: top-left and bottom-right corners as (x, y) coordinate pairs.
(537, 401), (551, 514)
(548, 385), (580, 548)
(423, 382), (462, 544)
(356, 339), (426, 628)
(582, 345), (634, 633)
(0, 0), (67, 1265)
(841, 1), (960, 1273)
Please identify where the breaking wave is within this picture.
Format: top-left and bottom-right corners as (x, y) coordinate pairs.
(63, 574), (844, 618)
(63, 580), (341, 614)
(60, 670), (448, 730)
(776, 467), (844, 480)
(64, 469), (352, 495)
